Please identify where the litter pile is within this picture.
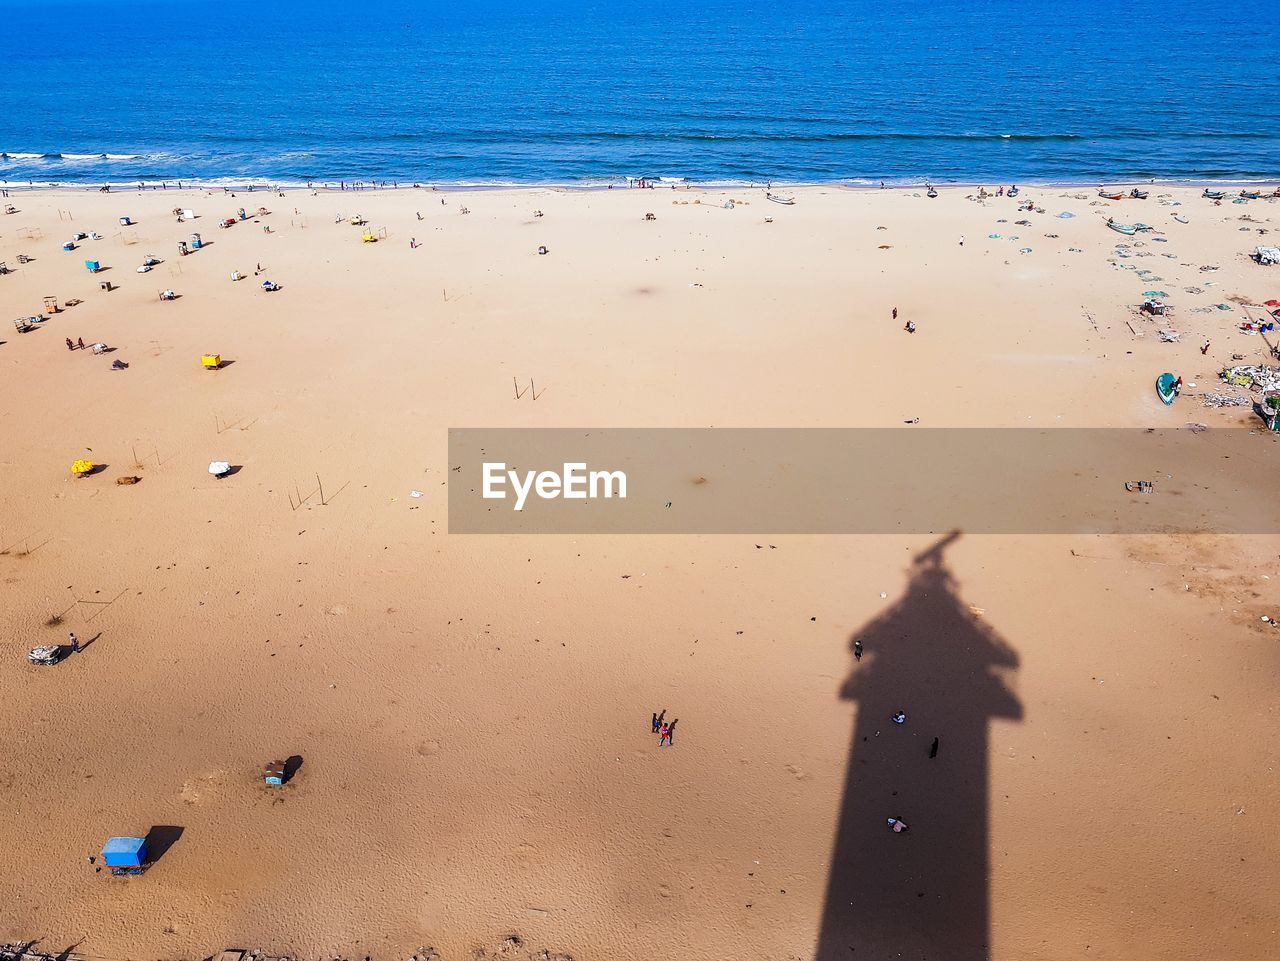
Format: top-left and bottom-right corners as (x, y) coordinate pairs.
(1221, 365), (1280, 391)
(1201, 393), (1253, 409)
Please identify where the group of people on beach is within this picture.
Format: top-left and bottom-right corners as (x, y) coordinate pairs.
(650, 709), (679, 747)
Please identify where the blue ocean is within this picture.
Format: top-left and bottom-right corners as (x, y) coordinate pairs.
(1, 0), (1277, 187)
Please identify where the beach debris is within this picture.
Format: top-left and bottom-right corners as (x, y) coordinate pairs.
(1124, 481), (1154, 493)
(1057, 211), (1075, 218)
(891, 711), (906, 724)
(1157, 330), (1180, 342)
(410, 490), (424, 498)
(28, 645), (63, 666)
(1221, 365), (1280, 391)
(209, 461), (232, 478)
(1201, 393), (1251, 408)
(886, 817), (909, 833)
(116, 475), (141, 485)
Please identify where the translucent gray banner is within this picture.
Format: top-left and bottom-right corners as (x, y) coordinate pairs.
(448, 428), (1280, 534)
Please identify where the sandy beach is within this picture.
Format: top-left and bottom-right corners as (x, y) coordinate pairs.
(2, 183), (1279, 961)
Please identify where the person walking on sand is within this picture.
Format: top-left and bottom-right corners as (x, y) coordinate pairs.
(66, 337), (74, 351)
(652, 709), (666, 733)
(77, 337), (85, 350)
(659, 723), (671, 747)
(69, 632), (79, 653)
(854, 639), (863, 661)
(666, 718), (678, 744)
(1201, 340), (1210, 355)
(892, 307), (898, 321)
(959, 235), (965, 247)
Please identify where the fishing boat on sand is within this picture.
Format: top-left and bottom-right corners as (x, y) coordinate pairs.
(926, 186), (938, 198)
(766, 193), (795, 205)
(1202, 189), (1225, 200)
(1129, 188), (1149, 199)
(1107, 219), (1137, 235)
(1240, 189), (1261, 200)
(1156, 372), (1180, 405)
(1098, 189), (1125, 200)
(1007, 186), (1019, 197)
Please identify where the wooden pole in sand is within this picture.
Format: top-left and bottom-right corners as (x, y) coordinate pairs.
(317, 474), (326, 506)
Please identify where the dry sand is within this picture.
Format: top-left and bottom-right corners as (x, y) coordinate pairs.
(1, 183), (1279, 961)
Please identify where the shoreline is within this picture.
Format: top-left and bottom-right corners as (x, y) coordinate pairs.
(2, 177), (1280, 195)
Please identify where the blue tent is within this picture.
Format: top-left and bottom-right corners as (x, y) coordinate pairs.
(102, 836), (147, 868)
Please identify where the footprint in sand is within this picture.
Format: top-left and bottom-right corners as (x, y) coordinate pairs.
(510, 842), (539, 866)
(784, 763), (808, 781)
(416, 739), (441, 757)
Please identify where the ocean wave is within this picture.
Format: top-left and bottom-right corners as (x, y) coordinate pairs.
(1, 151), (165, 162)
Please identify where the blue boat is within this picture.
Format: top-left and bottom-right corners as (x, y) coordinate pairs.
(1202, 189), (1225, 200)
(102, 836), (147, 875)
(1156, 372), (1179, 405)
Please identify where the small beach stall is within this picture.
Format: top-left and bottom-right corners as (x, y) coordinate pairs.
(190, 232), (203, 249)
(201, 353), (222, 370)
(118, 216), (134, 226)
(84, 260), (101, 273)
(101, 835), (146, 875)
(264, 760), (286, 786)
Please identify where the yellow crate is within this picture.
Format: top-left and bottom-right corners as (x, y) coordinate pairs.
(201, 354), (222, 369)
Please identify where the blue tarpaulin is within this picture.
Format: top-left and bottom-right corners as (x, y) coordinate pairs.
(102, 836), (146, 867)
